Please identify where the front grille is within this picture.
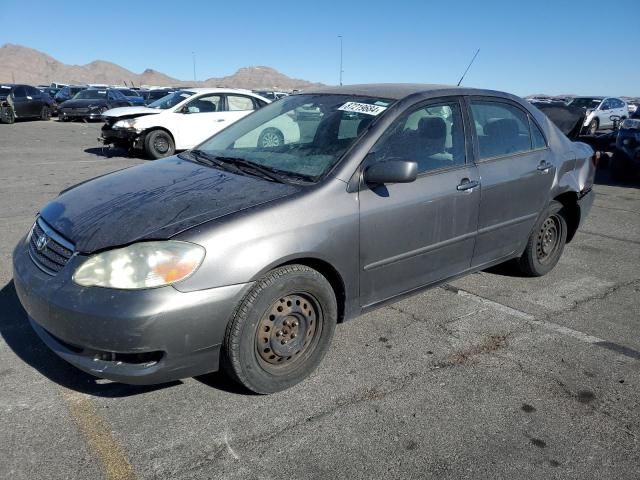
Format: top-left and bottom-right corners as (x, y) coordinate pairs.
(28, 218), (75, 275)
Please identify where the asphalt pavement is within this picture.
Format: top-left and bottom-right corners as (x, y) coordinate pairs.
(1, 119), (639, 480)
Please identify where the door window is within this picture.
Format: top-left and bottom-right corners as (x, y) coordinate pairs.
(470, 101), (532, 159)
(600, 99), (612, 110)
(227, 95), (255, 111)
(13, 86), (27, 98)
(25, 86), (40, 97)
(530, 119), (547, 150)
(184, 94), (222, 113)
(371, 102), (466, 174)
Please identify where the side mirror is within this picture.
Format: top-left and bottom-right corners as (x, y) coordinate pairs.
(364, 159), (418, 185)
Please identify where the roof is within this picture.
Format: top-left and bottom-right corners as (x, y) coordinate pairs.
(180, 87), (257, 95)
(302, 83), (461, 100)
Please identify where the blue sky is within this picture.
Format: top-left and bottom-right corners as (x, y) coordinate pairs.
(1, 0), (638, 96)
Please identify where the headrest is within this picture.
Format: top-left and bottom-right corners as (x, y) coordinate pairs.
(484, 118), (519, 138)
(418, 117), (446, 139)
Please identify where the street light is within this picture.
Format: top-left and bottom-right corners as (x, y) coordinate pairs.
(338, 35), (343, 86)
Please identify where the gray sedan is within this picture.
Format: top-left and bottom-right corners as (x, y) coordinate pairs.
(13, 84), (596, 393)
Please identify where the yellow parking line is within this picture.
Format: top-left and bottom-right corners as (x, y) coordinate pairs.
(61, 390), (136, 480)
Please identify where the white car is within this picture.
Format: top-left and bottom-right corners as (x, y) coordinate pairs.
(568, 96), (628, 134)
(101, 88), (298, 158)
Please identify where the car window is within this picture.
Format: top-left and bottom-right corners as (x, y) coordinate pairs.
(530, 118), (547, 149)
(601, 99), (612, 110)
(13, 86), (27, 98)
(227, 95), (255, 111)
(371, 102), (466, 174)
(26, 86), (40, 96)
(470, 101), (532, 159)
(185, 94), (222, 113)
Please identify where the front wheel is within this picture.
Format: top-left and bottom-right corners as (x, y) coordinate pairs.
(518, 200), (567, 277)
(144, 129), (175, 159)
(587, 118), (599, 135)
(222, 265), (337, 394)
(1, 106), (15, 124)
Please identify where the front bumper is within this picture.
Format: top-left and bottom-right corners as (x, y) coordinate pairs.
(13, 235), (252, 384)
(59, 110), (104, 120)
(100, 126), (140, 146)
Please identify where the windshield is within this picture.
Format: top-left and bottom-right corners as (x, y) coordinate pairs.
(194, 94), (395, 181)
(569, 97), (602, 109)
(119, 89), (139, 97)
(74, 89), (107, 99)
(148, 91), (193, 109)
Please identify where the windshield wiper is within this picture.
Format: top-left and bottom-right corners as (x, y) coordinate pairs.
(184, 150), (243, 174)
(213, 156), (287, 184)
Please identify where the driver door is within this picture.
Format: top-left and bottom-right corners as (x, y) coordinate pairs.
(177, 93), (225, 147)
(359, 98), (480, 307)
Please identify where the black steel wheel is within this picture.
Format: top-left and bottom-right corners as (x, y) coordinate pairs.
(144, 129), (175, 159)
(222, 264), (337, 394)
(518, 200), (567, 277)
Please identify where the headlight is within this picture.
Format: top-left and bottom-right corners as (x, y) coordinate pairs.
(73, 241), (205, 289)
(113, 119), (137, 129)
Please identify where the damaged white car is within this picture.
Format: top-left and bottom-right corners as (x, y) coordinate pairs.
(100, 88), (299, 159)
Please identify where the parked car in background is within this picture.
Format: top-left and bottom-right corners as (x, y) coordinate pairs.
(116, 88), (145, 106)
(253, 90), (289, 101)
(0, 84), (54, 123)
(141, 88), (176, 105)
(54, 85), (87, 105)
(100, 88), (274, 158)
(14, 84), (596, 393)
(568, 96), (628, 134)
(59, 88), (131, 121)
(627, 99), (639, 115)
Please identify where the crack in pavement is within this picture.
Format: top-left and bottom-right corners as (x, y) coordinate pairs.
(581, 230), (640, 246)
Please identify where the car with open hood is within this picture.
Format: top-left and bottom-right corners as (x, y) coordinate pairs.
(58, 87), (131, 121)
(99, 88), (297, 158)
(13, 84), (596, 393)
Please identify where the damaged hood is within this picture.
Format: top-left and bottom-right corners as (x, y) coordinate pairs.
(102, 106), (163, 119)
(39, 156), (300, 253)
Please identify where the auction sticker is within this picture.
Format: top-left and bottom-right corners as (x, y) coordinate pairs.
(338, 102), (387, 116)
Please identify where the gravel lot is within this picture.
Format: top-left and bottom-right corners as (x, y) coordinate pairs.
(1, 119), (639, 480)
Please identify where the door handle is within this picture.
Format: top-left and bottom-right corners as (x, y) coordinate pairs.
(457, 179), (479, 191)
(215, 118), (225, 122)
(537, 161), (552, 173)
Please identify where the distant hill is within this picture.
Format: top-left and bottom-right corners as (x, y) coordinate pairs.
(0, 44), (323, 90)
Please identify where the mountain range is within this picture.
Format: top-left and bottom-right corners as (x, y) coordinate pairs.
(0, 44), (323, 90)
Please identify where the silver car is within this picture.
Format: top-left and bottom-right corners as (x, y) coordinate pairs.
(13, 84), (596, 393)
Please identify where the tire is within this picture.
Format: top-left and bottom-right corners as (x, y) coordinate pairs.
(257, 127), (284, 148)
(1, 107), (15, 124)
(587, 118), (599, 135)
(222, 264), (338, 394)
(144, 129), (175, 159)
(40, 106), (51, 121)
(518, 200), (567, 277)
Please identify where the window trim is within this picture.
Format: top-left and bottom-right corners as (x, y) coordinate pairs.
(465, 96), (542, 163)
(528, 114), (549, 151)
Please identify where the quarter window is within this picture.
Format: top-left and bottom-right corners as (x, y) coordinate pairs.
(227, 95), (255, 111)
(371, 102), (466, 174)
(470, 101), (532, 159)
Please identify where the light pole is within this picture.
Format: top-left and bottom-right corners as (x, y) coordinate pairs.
(192, 51), (197, 82)
(338, 35), (343, 86)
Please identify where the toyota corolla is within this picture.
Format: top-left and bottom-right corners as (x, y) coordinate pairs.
(13, 84), (595, 393)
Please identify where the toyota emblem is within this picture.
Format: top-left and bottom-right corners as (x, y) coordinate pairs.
(36, 233), (48, 252)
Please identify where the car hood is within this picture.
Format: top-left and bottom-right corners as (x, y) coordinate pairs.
(61, 98), (108, 108)
(102, 106), (163, 119)
(39, 156), (301, 253)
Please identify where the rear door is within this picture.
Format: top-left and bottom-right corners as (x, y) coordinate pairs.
(359, 98), (480, 307)
(467, 97), (554, 267)
(12, 86), (30, 117)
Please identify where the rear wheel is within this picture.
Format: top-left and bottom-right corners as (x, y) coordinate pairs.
(144, 129), (175, 159)
(518, 201), (567, 277)
(222, 265), (337, 394)
(40, 106), (51, 121)
(258, 128), (284, 148)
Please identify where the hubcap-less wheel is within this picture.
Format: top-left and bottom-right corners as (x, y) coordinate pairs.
(153, 135), (170, 154)
(261, 131), (282, 147)
(256, 294), (320, 369)
(536, 215), (562, 264)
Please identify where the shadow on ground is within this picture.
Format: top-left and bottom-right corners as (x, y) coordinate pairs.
(84, 146), (133, 158)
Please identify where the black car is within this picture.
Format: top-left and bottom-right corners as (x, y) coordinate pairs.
(54, 85), (87, 105)
(58, 88), (132, 121)
(0, 84), (54, 124)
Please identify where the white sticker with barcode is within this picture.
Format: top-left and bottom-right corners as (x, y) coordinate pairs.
(338, 102), (387, 116)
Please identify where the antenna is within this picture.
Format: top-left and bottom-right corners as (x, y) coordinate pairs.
(457, 48), (480, 87)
